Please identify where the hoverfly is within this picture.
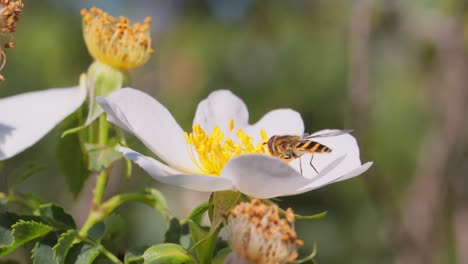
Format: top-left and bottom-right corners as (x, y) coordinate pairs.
(264, 130), (353, 174)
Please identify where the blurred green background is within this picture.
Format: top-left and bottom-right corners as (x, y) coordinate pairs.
(2, 0), (468, 263)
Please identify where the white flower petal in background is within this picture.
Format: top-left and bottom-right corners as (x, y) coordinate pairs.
(98, 88), (373, 198)
(0, 75), (87, 160)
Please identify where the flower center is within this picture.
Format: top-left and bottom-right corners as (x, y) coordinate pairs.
(80, 7), (154, 71)
(184, 120), (268, 176)
(228, 199), (304, 264)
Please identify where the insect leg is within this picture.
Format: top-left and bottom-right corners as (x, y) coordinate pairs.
(309, 154), (319, 174)
(299, 157), (303, 175)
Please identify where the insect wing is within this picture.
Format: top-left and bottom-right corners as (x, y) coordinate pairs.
(303, 129), (353, 139)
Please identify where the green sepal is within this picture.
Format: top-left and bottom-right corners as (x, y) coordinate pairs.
(210, 191), (240, 232)
(85, 60), (125, 125)
(295, 211), (327, 220)
(164, 218), (181, 244)
(182, 202), (212, 226)
(188, 220), (222, 264)
(143, 243), (196, 264)
(85, 143), (123, 173)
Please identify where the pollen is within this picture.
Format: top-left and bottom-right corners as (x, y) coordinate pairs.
(227, 199), (304, 264)
(184, 119), (267, 176)
(80, 7), (154, 71)
(0, 0), (23, 81)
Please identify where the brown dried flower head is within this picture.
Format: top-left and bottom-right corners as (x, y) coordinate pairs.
(0, 0), (23, 81)
(227, 199), (304, 264)
(81, 7), (154, 71)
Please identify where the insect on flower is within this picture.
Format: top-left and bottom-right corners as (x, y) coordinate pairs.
(265, 129), (353, 174)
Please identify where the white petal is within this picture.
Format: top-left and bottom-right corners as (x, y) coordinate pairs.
(288, 130), (362, 179)
(0, 75), (87, 160)
(334, 161), (373, 182)
(119, 147), (235, 192)
(97, 88), (198, 172)
(296, 161), (373, 193)
(221, 154), (311, 199)
(192, 90), (249, 134)
(243, 109), (304, 143)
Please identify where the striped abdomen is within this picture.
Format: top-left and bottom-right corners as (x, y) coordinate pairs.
(294, 140), (332, 154)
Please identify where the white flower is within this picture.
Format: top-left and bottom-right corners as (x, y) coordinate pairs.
(0, 75), (87, 160)
(97, 88), (373, 199)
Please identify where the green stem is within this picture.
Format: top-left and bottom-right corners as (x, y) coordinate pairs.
(94, 114), (110, 207)
(78, 210), (101, 238)
(93, 169), (109, 207)
(81, 236), (123, 264)
(98, 114), (108, 144)
(79, 114), (110, 237)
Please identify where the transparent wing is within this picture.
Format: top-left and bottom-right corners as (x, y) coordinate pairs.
(303, 129), (353, 139)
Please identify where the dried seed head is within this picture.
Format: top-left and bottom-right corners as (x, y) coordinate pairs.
(0, 0), (23, 81)
(81, 7), (154, 71)
(227, 199), (303, 264)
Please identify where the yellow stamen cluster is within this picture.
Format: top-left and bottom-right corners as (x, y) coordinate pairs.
(80, 7), (154, 71)
(0, 0), (23, 81)
(228, 199), (304, 264)
(184, 120), (268, 176)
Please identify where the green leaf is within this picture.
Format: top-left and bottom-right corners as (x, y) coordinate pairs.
(0, 220), (53, 256)
(85, 144), (123, 173)
(32, 233), (57, 264)
(210, 191), (240, 232)
(146, 188), (169, 221)
(101, 213), (126, 246)
(57, 113), (90, 197)
(164, 218), (181, 244)
(143, 243), (196, 264)
(8, 163), (45, 191)
(64, 242), (101, 264)
(295, 211), (328, 220)
(37, 204), (76, 230)
(14, 192), (44, 209)
(87, 222), (105, 242)
(184, 202), (212, 225)
(124, 245), (148, 264)
(188, 220), (221, 264)
(0, 213), (19, 245)
(53, 229), (77, 264)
